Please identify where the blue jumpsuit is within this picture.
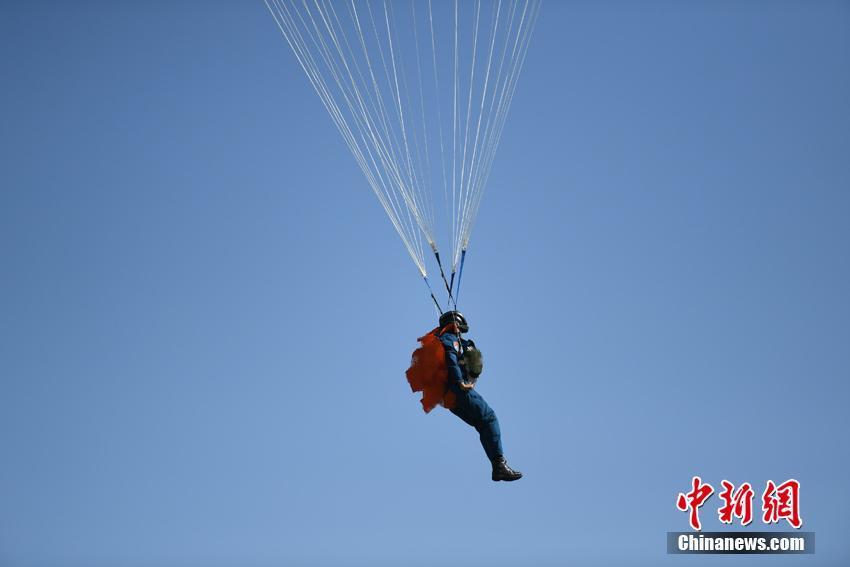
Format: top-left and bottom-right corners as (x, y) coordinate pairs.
(439, 331), (503, 461)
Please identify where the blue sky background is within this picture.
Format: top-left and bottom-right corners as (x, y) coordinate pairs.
(2, 1), (849, 566)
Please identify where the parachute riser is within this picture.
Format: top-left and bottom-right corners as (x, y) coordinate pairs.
(423, 246), (469, 318)
(454, 248), (467, 306)
(423, 276), (443, 315)
(432, 248), (457, 309)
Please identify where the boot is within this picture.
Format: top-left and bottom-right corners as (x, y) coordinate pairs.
(491, 456), (523, 482)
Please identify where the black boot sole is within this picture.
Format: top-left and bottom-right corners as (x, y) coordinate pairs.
(492, 473), (523, 482)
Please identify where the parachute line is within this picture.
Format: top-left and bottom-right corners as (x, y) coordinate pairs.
(264, 0), (540, 289)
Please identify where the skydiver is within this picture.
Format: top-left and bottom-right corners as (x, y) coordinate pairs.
(407, 311), (523, 482)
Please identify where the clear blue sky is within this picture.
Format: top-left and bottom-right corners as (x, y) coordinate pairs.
(2, 1), (849, 566)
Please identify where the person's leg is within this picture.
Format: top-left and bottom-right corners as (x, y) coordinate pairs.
(469, 391), (503, 461)
(450, 390), (503, 461)
(450, 391), (522, 481)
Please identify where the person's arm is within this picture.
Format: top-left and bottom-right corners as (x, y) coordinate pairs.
(442, 336), (474, 391)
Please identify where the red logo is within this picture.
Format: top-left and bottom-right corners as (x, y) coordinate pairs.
(718, 480), (755, 526)
(677, 477), (802, 530)
(762, 479), (802, 529)
(676, 476), (714, 531)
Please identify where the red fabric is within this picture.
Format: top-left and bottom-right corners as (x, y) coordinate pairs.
(406, 326), (458, 412)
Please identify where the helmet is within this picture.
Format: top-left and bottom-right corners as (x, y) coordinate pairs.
(439, 310), (469, 333)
